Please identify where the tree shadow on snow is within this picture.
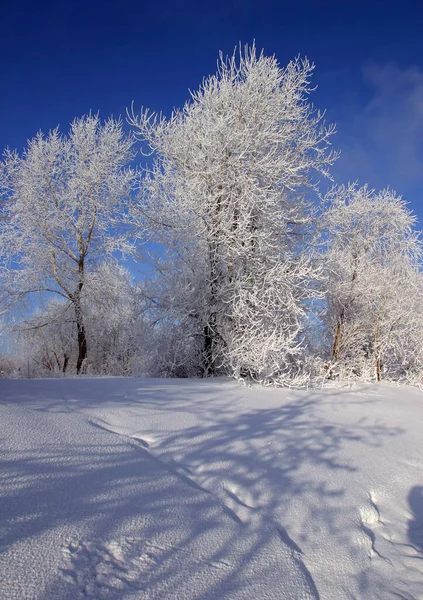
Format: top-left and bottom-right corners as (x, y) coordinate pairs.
(0, 378), (405, 600)
(408, 486), (423, 553)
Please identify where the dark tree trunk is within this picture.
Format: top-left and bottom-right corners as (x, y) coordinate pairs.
(327, 307), (345, 379)
(202, 231), (221, 377)
(74, 294), (87, 374)
(327, 266), (359, 378)
(331, 314), (344, 363)
(375, 357), (382, 382)
(374, 319), (382, 382)
(203, 320), (217, 377)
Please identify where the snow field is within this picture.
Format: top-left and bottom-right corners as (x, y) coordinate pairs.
(0, 377), (423, 599)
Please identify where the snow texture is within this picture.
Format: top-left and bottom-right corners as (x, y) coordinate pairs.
(0, 377), (423, 599)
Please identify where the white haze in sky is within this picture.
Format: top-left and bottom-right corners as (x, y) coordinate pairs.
(335, 62), (423, 207)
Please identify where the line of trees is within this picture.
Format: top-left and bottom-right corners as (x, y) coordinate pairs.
(1, 44), (422, 385)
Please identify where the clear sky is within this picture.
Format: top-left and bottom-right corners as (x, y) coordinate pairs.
(1, 0), (423, 220)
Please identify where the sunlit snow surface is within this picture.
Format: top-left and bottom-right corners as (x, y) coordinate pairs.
(1, 378), (423, 599)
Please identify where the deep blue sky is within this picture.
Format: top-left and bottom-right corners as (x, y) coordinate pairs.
(1, 0), (423, 220)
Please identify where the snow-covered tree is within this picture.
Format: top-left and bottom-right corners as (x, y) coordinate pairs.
(0, 114), (135, 373)
(15, 263), (153, 377)
(319, 184), (423, 382)
(83, 263), (151, 375)
(130, 44), (337, 384)
(15, 300), (76, 376)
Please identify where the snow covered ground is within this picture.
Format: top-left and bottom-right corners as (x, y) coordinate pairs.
(0, 377), (422, 599)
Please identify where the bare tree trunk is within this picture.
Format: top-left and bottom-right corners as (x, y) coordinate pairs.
(375, 356), (382, 382)
(374, 319), (382, 382)
(203, 322), (215, 377)
(331, 316), (343, 363)
(327, 308), (345, 378)
(73, 251), (88, 375)
(328, 265), (358, 378)
(202, 233), (221, 377)
(74, 292), (87, 374)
